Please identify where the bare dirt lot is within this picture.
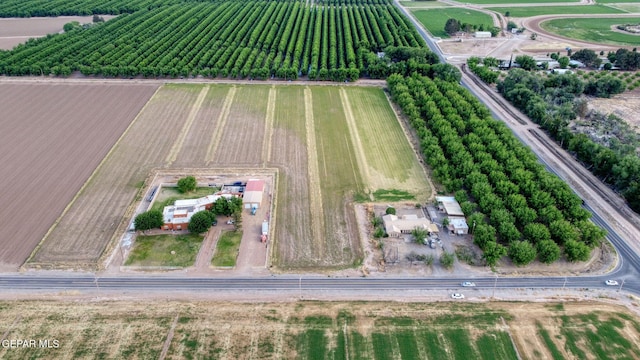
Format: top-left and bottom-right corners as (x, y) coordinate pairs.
(0, 16), (116, 50)
(0, 82), (157, 271)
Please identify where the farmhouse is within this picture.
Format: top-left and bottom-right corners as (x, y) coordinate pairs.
(163, 193), (237, 230)
(382, 213), (432, 238)
(243, 179), (265, 209)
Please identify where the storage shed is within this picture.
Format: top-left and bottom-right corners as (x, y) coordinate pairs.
(243, 179), (265, 209)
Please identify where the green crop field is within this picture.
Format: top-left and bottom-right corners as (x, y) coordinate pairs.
(541, 17), (640, 45)
(2, 301), (637, 359)
(344, 87), (430, 201)
(449, 0), (579, 4)
(412, 8), (494, 38)
(125, 233), (203, 267)
(609, 3), (640, 12)
(488, 5), (625, 17)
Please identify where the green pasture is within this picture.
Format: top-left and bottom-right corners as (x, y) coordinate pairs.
(211, 230), (242, 267)
(346, 87), (430, 201)
(125, 233), (203, 267)
(596, 0), (640, 3)
(609, 3), (640, 12)
(489, 5), (625, 17)
(412, 8), (494, 38)
(541, 17), (640, 45)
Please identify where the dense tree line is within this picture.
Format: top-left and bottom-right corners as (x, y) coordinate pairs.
(0, 0), (426, 81)
(497, 69), (640, 212)
(388, 73), (606, 267)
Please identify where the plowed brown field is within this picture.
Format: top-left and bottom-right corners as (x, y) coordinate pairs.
(0, 82), (157, 270)
(28, 84), (201, 268)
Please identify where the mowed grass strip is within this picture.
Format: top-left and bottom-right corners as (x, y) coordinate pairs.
(412, 8), (494, 38)
(488, 5), (625, 17)
(345, 87), (430, 200)
(211, 230), (242, 267)
(311, 86), (363, 266)
(541, 17), (640, 45)
(125, 234), (203, 267)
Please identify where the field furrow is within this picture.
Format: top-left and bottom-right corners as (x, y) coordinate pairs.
(166, 85), (210, 166)
(304, 87), (327, 264)
(339, 88), (371, 193)
(29, 85), (199, 266)
(262, 85), (276, 167)
(206, 86), (236, 164)
(0, 83), (157, 269)
(173, 85), (231, 167)
(212, 86), (268, 167)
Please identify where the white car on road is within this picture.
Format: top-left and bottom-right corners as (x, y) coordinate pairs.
(605, 280), (619, 286)
(461, 281), (476, 287)
(451, 293), (465, 299)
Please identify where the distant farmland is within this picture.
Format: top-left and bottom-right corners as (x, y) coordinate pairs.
(27, 83), (429, 270)
(412, 8), (494, 38)
(541, 16), (640, 46)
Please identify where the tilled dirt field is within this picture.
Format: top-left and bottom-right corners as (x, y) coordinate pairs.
(0, 82), (157, 271)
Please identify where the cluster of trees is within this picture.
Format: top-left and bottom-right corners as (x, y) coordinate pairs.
(176, 176), (197, 194)
(444, 18), (499, 37)
(466, 56), (499, 84)
(388, 73), (606, 267)
(497, 69), (640, 212)
(606, 48), (640, 71)
(0, 0), (427, 81)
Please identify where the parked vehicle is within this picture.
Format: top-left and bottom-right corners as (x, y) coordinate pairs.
(451, 293), (465, 299)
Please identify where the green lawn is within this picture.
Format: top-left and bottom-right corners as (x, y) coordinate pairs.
(609, 3), (640, 12)
(126, 233), (203, 267)
(211, 230), (242, 267)
(541, 17), (640, 45)
(412, 8), (494, 38)
(489, 5), (625, 17)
